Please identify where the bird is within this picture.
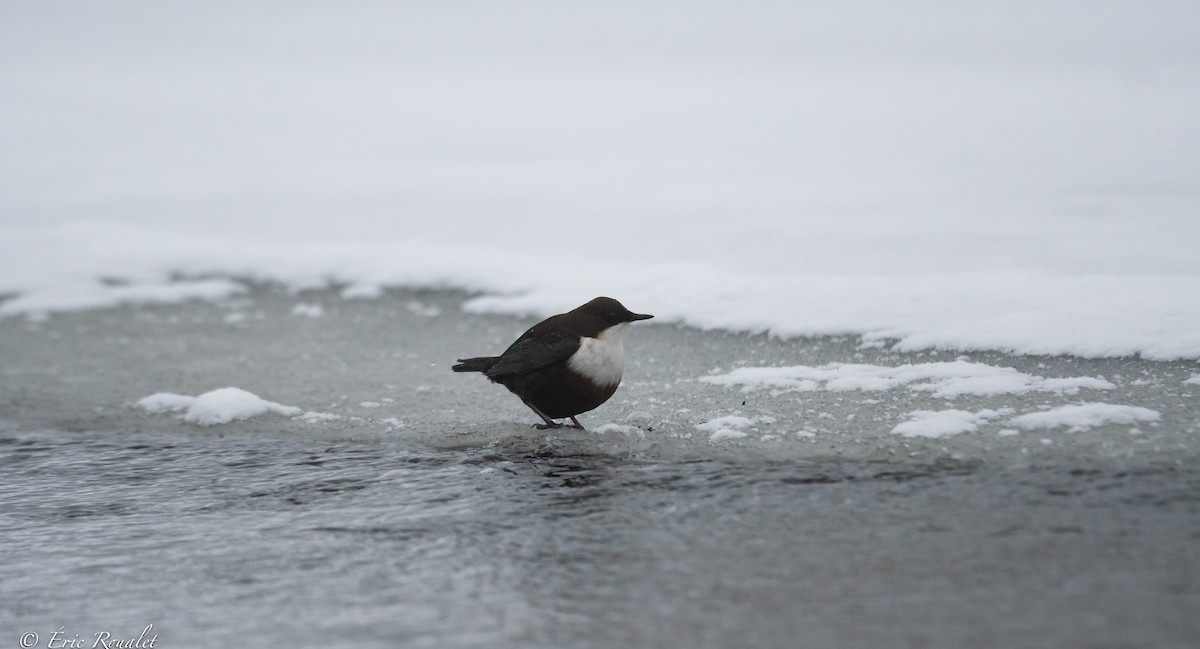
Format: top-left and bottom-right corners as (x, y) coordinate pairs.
(452, 297), (653, 430)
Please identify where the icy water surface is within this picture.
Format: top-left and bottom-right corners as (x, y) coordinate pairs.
(4, 426), (1199, 649)
(2, 288), (1199, 648)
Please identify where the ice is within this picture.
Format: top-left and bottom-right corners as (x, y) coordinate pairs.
(136, 387), (303, 426)
(701, 362), (1115, 397)
(892, 408), (1011, 439)
(1009, 403), (1161, 433)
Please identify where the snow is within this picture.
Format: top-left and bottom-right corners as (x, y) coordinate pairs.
(891, 403), (1160, 437)
(136, 393), (198, 414)
(892, 409), (1011, 439)
(701, 362), (1114, 397)
(0, 277), (244, 316)
(341, 284), (384, 300)
(3, 3), (1200, 359)
(296, 411), (341, 424)
(1185, 374), (1200, 386)
(1009, 404), (1161, 433)
(136, 387), (303, 426)
(290, 303), (325, 318)
(695, 414), (776, 441)
(593, 423), (644, 438)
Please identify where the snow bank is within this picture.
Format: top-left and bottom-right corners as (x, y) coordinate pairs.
(1009, 404), (1161, 433)
(701, 362), (1114, 397)
(0, 277), (244, 317)
(4, 3), (1200, 359)
(6, 229), (1198, 361)
(136, 387), (302, 426)
(892, 409), (1011, 439)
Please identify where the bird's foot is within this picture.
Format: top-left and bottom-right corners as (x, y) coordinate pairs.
(532, 416), (585, 431)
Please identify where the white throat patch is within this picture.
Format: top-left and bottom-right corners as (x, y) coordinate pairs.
(567, 322), (627, 387)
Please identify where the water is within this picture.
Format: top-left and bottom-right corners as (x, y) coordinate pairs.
(3, 425), (1198, 648)
(2, 289), (1199, 647)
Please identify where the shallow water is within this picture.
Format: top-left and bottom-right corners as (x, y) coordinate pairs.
(3, 424), (1199, 649)
(2, 289), (1200, 648)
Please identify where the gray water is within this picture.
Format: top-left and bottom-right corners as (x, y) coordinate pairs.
(2, 288), (1199, 648)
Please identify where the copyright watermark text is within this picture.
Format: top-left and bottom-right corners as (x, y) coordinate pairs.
(19, 625), (158, 649)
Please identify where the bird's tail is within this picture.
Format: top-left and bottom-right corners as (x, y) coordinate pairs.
(452, 356), (498, 373)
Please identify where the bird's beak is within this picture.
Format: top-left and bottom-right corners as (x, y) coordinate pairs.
(629, 313), (654, 321)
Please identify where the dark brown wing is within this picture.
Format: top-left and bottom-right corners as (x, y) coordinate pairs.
(484, 326), (580, 378)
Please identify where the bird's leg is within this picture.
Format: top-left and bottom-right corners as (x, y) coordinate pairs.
(524, 401), (562, 430)
(568, 416), (586, 431)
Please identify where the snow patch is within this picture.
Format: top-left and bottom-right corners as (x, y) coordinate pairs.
(295, 411), (341, 423)
(137, 387), (302, 426)
(593, 423), (645, 438)
(702, 362), (1114, 398)
(891, 408), (1011, 439)
(2, 278), (244, 317)
(1184, 374), (1200, 386)
(291, 303), (324, 318)
(405, 301), (441, 317)
(136, 393), (197, 414)
(1009, 403), (1161, 433)
(695, 414), (776, 441)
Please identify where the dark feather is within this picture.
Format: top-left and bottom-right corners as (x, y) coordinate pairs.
(452, 356), (498, 373)
(484, 327), (580, 377)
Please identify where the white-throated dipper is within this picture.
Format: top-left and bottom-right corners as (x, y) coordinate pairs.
(452, 297), (653, 429)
